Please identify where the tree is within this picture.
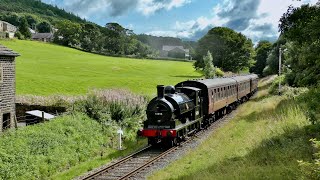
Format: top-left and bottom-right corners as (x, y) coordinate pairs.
(203, 51), (216, 78)
(103, 23), (126, 54)
(80, 23), (102, 52)
(54, 20), (82, 47)
(279, 4), (320, 86)
(36, 21), (52, 33)
(262, 37), (286, 76)
(250, 41), (272, 76)
(25, 14), (39, 29)
(195, 27), (254, 72)
(1, 13), (20, 26)
(18, 17), (31, 39)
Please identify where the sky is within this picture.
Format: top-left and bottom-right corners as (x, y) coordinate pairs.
(41, 0), (318, 42)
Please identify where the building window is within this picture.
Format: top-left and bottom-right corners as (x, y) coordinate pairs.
(2, 113), (11, 130)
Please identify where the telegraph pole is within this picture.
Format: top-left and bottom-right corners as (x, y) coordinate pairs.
(278, 48), (282, 96)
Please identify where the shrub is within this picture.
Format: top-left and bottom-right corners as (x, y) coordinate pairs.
(216, 67), (224, 77)
(281, 86), (308, 99)
(299, 138), (320, 179)
(268, 75), (286, 95)
(0, 114), (109, 180)
(72, 89), (147, 141)
(14, 31), (24, 40)
(297, 87), (320, 124)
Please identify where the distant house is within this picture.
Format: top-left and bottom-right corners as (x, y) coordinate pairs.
(32, 33), (54, 42)
(0, 21), (17, 39)
(161, 45), (190, 59)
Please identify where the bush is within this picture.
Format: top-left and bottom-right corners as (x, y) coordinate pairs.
(72, 89), (147, 141)
(0, 114), (109, 180)
(281, 86), (308, 99)
(299, 138), (320, 179)
(14, 31), (24, 40)
(297, 87), (320, 124)
(268, 75), (286, 95)
(216, 67), (224, 77)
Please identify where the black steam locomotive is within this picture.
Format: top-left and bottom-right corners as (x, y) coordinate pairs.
(138, 74), (258, 146)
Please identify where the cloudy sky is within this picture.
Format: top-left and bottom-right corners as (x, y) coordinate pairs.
(42, 0), (318, 42)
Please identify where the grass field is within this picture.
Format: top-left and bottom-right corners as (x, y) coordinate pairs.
(0, 40), (201, 96)
(149, 79), (314, 179)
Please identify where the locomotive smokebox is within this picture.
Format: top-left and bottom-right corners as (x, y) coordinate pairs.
(157, 85), (165, 99)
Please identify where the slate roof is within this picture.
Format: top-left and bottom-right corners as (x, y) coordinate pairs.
(32, 33), (53, 39)
(162, 45), (190, 53)
(163, 45), (184, 51)
(0, 44), (20, 57)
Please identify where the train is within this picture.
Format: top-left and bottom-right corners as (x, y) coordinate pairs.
(137, 74), (258, 147)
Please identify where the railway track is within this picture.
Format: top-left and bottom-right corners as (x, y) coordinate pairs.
(80, 145), (172, 180)
(80, 124), (223, 180)
(79, 106), (238, 180)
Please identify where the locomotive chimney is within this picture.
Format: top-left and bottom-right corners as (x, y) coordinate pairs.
(157, 85), (165, 99)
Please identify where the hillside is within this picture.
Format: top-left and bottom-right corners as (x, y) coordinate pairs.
(0, 0), (85, 24)
(0, 40), (201, 96)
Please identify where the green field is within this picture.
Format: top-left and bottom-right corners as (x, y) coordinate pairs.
(0, 40), (201, 96)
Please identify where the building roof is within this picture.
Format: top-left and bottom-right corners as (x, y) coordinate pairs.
(32, 33), (53, 39)
(26, 110), (55, 120)
(162, 45), (189, 53)
(163, 45), (183, 51)
(0, 44), (20, 57)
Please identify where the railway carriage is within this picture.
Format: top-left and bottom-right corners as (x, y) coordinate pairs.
(176, 78), (238, 120)
(247, 74), (259, 95)
(138, 74), (258, 147)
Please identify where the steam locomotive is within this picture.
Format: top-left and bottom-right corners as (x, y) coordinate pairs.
(138, 74), (258, 146)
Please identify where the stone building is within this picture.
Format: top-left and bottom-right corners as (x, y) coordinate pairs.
(160, 45), (190, 59)
(0, 21), (17, 39)
(0, 44), (19, 132)
(32, 33), (54, 42)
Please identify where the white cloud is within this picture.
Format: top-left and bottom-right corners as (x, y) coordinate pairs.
(42, 0), (191, 17)
(137, 0), (191, 16)
(147, 0), (318, 42)
(147, 30), (192, 38)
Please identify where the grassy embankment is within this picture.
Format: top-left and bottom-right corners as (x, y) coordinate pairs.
(0, 39), (201, 96)
(0, 113), (146, 180)
(150, 76), (315, 179)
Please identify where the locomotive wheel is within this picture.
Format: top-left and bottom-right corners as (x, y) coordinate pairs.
(148, 138), (157, 146)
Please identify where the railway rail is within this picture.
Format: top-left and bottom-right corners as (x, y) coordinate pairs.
(81, 141), (185, 180)
(79, 111), (233, 180)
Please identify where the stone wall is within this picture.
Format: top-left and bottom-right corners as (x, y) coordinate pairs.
(0, 56), (15, 131)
